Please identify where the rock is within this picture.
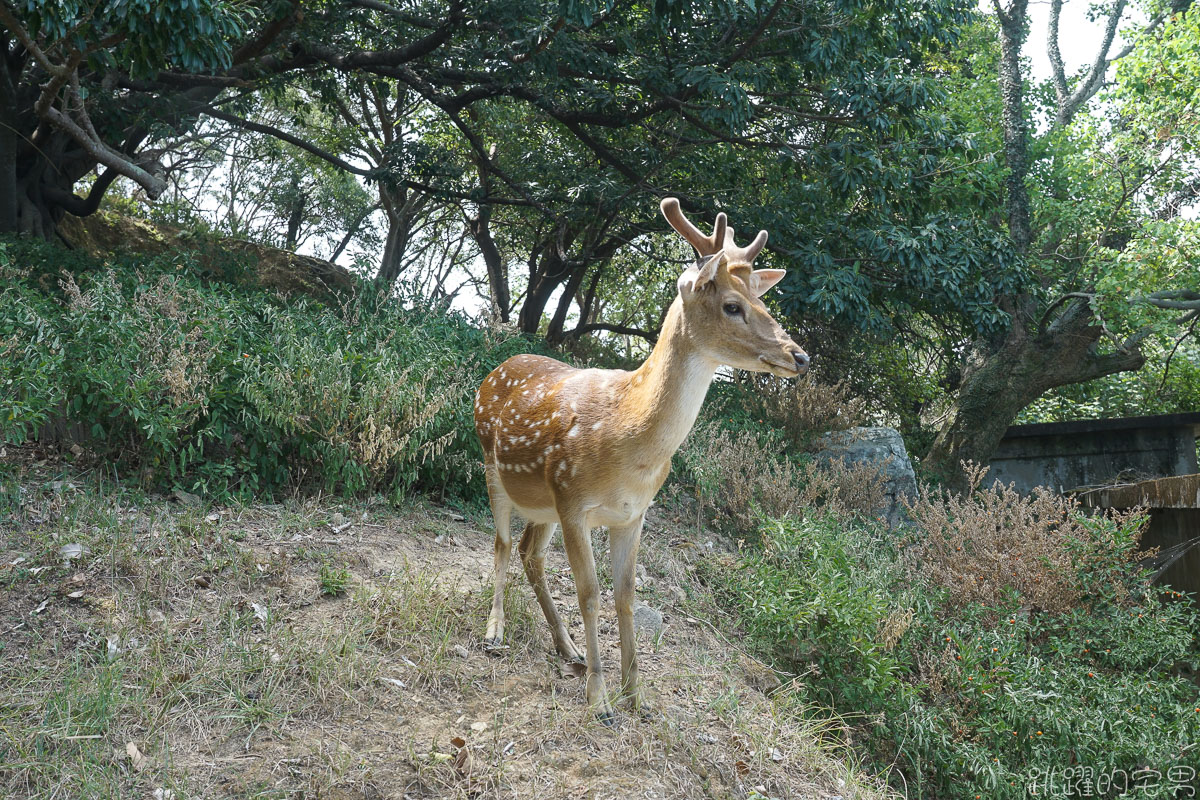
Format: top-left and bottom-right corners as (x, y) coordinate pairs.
(331, 512), (348, 528)
(738, 653), (782, 695)
(172, 489), (201, 507)
(453, 644), (470, 659)
(632, 602), (663, 641)
(813, 426), (918, 528)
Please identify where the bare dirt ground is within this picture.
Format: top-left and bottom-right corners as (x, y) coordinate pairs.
(0, 454), (893, 800)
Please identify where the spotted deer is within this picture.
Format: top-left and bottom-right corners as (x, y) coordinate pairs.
(474, 198), (809, 724)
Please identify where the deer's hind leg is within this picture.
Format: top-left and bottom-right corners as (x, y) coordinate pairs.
(483, 463), (513, 651)
(519, 521), (585, 672)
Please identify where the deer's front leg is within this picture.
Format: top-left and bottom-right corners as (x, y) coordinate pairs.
(560, 513), (614, 725)
(610, 514), (646, 711)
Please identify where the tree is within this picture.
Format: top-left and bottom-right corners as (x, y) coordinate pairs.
(153, 113), (376, 257)
(920, 1), (1200, 485)
(6, 0), (1031, 347)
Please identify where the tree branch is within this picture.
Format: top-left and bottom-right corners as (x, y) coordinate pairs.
(1140, 290), (1200, 312)
(201, 106), (375, 176)
(1157, 313), (1200, 395)
(1052, 0), (1173, 127)
(1037, 291), (1094, 334)
(569, 321), (659, 343)
(1047, 0), (1069, 105)
(43, 106), (167, 197)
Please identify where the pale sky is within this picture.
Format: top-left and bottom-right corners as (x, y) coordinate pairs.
(1018, 0), (1138, 82)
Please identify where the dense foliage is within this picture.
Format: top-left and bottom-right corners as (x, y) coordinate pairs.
(705, 503), (1200, 798)
(0, 236), (541, 501)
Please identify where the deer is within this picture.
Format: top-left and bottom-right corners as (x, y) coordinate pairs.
(473, 198), (809, 724)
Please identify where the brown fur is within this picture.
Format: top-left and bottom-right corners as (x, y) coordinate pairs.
(475, 199), (807, 722)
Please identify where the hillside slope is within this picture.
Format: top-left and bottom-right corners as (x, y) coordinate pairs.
(0, 457), (890, 800)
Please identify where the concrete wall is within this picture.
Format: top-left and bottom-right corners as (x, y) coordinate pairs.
(1143, 509), (1200, 595)
(988, 414), (1200, 493)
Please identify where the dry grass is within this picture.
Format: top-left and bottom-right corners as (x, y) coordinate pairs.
(734, 373), (868, 449)
(901, 462), (1149, 613)
(682, 421), (886, 537)
(0, 460), (898, 800)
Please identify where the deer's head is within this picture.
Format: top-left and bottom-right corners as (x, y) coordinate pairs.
(661, 198), (809, 377)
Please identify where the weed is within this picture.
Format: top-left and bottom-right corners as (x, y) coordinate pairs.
(319, 561), (352, 597)
(901, 462), (1151, 613)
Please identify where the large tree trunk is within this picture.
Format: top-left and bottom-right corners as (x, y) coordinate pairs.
(924, 297), (1146, 490)
(375, 183), (423, 287)
(517, 245), (574, 335)
(284, 171), (305, 250)
(0, 55), (18, 234)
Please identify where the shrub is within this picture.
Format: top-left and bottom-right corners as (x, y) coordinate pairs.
(710, 483), (1200, 798)
(707, 513), (912, 707)
(0, 247), (65, 443)
(732, 371), (868, 448)
(677, 420), (885, 536)
(901, 462), (1150, 613)
(0, 236), (543, 502)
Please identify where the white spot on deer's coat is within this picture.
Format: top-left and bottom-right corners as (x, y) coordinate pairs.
(591, 421), (602, 430)
(571, 463), (578, 477)
(568, 425), (580, 437)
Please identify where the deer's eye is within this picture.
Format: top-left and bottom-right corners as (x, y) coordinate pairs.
(723, 302), (742, 317)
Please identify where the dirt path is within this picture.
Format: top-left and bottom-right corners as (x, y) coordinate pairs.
(0, 476), (891, 800)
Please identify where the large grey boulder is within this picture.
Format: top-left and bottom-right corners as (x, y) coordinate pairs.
(814, 426), (918, 527)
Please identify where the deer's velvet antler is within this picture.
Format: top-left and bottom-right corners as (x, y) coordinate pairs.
(660, 197), (727, 258)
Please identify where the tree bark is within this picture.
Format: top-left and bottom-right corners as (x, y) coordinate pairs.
(284, 171), (305, 250)
(0, 52), (18, 233)
(518, 244), (575, 335)
(995, 0), (1032, 252)
(375, 182), (425, 287)
(467, 201), (509, 322)
(924, 296), (1146, 490)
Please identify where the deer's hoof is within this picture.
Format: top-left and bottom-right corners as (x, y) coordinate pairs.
(596, 709), (618, 728)
(482, 637), (507, 654)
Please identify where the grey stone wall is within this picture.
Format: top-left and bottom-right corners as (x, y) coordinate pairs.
(988, 414), (1200, 493)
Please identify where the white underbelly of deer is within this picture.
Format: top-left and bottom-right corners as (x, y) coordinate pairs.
(473, 198), (809, 725)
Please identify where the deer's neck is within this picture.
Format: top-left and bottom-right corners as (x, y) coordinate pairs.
(619, 299), (717, 459)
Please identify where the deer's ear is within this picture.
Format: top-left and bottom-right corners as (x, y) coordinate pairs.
(747, 268), (786, 297)
(678, 251), (724, 295)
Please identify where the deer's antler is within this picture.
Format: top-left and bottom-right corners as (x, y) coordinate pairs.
(660, 197), (727, 258)
(722, 226), (768, 267)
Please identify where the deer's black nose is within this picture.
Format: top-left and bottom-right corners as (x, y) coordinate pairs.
(793, 351), (810, 374)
